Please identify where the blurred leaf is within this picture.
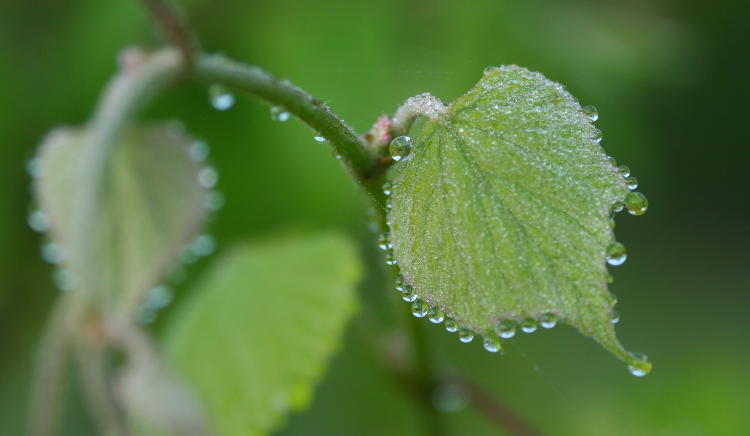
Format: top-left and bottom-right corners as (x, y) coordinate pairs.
(164, 232), (362, 436)
(34, 125), (207, 307)
(116, 346), (209, 436)
(387, 65), (649, 373)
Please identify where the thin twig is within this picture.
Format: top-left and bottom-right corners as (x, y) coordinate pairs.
(445, 375), (544, 436)
(138, 0), (199, 70)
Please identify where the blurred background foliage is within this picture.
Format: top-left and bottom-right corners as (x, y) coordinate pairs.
(1, 0), (748, 435)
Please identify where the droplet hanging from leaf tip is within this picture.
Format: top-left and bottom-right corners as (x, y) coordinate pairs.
(382, 182), (392, 196)
(626, 353), (652, 377)
(389, 136), (413, 162)
(208, 84), (235, 111)
(27, 209), (49, 233)
(625, 176), (638, 190)
(618, 165), (631, 177)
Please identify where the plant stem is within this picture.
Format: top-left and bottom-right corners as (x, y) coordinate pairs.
(193, 53), (387, 206)
(77, 49), (183, 301)
(139, 0), (199, 70)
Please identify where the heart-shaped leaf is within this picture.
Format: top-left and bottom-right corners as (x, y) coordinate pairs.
(386, 66), (650, 375)
(34, 125), (208, 307)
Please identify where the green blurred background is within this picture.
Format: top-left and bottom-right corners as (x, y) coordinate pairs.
(1, 0), (748, 435)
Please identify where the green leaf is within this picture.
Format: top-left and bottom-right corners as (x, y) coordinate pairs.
(387, 65), (650, 374)
(163, 232), (362, 436)
(34, 125), (208, 307)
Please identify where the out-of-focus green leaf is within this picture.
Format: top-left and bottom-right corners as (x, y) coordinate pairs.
(164, 232), (362, 436)
(387, 65), (649, 374)
(34, 125), (208, 307)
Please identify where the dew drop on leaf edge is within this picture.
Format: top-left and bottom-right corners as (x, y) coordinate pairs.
(495, 320), (516, 339)
(606, 242), (627, 266)
(482, 335), (502, 353)
(582, 105), (599, 121)
(624, 191), (648, 216)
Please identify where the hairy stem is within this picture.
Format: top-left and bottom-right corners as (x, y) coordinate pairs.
(192, 53), (387, 206)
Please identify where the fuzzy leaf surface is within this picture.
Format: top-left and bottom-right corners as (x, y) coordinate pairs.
(387, 66), (649, 372)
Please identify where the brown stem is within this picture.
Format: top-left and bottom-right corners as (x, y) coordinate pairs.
(138, 0), (199, 70)
(444, 375), (544, 436)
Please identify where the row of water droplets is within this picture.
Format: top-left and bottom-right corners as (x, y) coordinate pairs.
(583, 105), (648, 273)
(26, 134), (225, 324)
(584, 105), (651, 376)
(209, 84), (338, 160)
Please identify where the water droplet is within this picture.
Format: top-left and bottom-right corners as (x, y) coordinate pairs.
(611, 311), (620, 324)
(624, 192), (648, 216)
(612, 202), (624, 214)
(188, 141), (210, 162)
(209, 84), (235, 111)
(540, 313), (557, 329)
(428, 307), (445, 324)
(444, 318), (459, 333)
(520, 318), (538, 333)
(382, 182), (392, 196)
(606, 242), (627, 266)
(198, 166), (219, 188)
(26, 157), (42, 179)
(313, 134), (326, 143)
(270, 106), (290, 122)
(411, 300), (429, 318)
(593, 129), (603, 144)
(52, 268), (75, 291)
(582, 105), (599, 121)
(625, 176), (638, 190)
(144, 285), (173, 310)
(27, 209), (49, 233)
(607, 156), (617, 167)
(627, 353), (651, 377)
(377, 233), (391, 250)
(41, 242), (62, 264)
(205, 191), (225, 212)
(495, 320), (516, 339)
(189, 234), (216, 257)
(482, 335), (502, 353)
(389, 136), (413, 162)
(395, 276), (406, 293)
(401, 285), (418, 302)
(458, 328), (474, 343)
(618, 165), (631, 177)
(433, 383), (468, 412)
(385, 251), (397, 266)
